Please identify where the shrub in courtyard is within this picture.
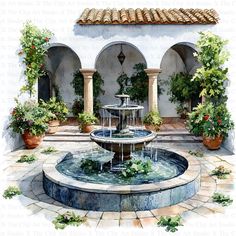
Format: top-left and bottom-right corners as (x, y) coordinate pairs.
(17, 154), (37, 163)
(212, 193), (233, 206)
(143, 111), (163, 131)
(41, 146), (58, 154)
(3, 186), (21, 199)
(19, 21), (53, 97)
(211, 165), (232, 179)
(157, 215), (183, 232)
(52, 211), (86, 229)
(77, 112), (98, 133)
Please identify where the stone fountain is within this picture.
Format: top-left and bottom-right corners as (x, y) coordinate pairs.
(43, 94), (200, 212)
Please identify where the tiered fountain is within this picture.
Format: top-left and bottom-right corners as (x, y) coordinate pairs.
(43, 95), (200, 211)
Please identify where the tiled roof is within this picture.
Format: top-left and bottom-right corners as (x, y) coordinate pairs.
(77, 8), (219, 25)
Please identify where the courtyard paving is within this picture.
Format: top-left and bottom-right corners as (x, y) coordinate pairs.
(0, 125), (235, 235)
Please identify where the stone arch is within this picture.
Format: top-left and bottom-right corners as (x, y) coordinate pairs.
(158, 42), (200, 118)
(39, 44), (82, 114)
(94, 41), (148, 114)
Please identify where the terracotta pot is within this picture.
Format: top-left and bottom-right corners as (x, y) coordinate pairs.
(22, 131), (44, 149)
(203, 135), (223, 150)
(145, 124), (159, 132)
(81, 124), (94, 133)
(47, 120), (60, 134)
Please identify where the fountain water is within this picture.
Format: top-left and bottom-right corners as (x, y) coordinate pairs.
(43, 95), (201, 211)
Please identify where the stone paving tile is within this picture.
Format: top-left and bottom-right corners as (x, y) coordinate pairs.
(182, 199), (205, 208)
(120, 219), (142, 228)
(178, 203), (194, 210)
(191, 194), (210, 202)
(151, 205), (188, 216)
(203, 203), (225, 214)
(16, 195), (38, 207)
(120, 211), (137, 219)
(26, 203), (42, 215)
(216, 184), (234, 192)
(193, 206), (215, 216)
(86, 211), (103, 219)
(139, 217), (158, 228)
(136, 210), (154, 218)
(35, 209), (58, 221)
(84, 218), (100, 228)
(181, 210), (203, 222)
(37, 193), (54, 203)
(102, 211), (120, 220)
(97, 219), (120, 228)
(58, 208), (88, 217)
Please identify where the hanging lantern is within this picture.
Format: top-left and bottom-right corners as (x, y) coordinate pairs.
(117, 44), (126, 65)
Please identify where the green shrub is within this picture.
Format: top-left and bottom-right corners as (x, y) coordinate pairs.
(41, 147), (57, 154)
(3, 186), (21, 199)
(17, 154), (37, 163)
(143, 111), (163, 130)
(212, 193), (233, 206)
(157, 215), (183, 232)
(80, 159), (100, 174)
(77, 112), (98, 126)
(211, 166), (231, 179)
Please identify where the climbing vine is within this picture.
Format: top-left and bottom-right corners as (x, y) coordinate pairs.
(19, 21), (53, 97)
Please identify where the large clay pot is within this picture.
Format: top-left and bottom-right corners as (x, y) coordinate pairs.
(203, 135), (223, 150)
(47, 120), (60, 134)
(22, 131), (44, 149)
(81, 124), (94, 133)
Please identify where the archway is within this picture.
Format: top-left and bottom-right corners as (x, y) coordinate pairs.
(95, 41), (148, 115)
(39, 45), (81, 114)
(159, 42), (201, 118)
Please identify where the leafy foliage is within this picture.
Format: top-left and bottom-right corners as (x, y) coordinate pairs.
(211, 165), (232, 179)
(157, 215), (183, 232)
(193, 32), (229, 104)
(9, 100), (53, 135)
(186, 102), (234, 138)
(77, 112), (98, 126)
(121, 159), (152, 178)
(169, 72), (201, 103)
(39, 97), (68, 122)
(188, 150), (204, 157)
(143, 111), (163, 129)
(52, 211), (86, 230)
(212, 193), (233, 206)
(17, 154), (37, 163)
(3, 186), (21, 199)
(80, 159), (100, 174)
(41, 146), (57, 154)
(71, 71), (104, 115)
(19, 21), (53, 96)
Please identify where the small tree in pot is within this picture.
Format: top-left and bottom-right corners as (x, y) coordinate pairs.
(143, 111), (163, 132)
(77, 112), (98, 133)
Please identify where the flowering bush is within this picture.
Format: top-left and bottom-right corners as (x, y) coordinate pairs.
(9, 100), (53, 135)
(39, 97), (68, 122)
(19, 21), (53, 96)
(186, 102), (234, 138)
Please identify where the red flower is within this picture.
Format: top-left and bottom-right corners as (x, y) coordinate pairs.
(45, 37), (49, 42)
(203, 115), (209, 121)
(218, 119), (222, 125)
(31, 45), (35, 49)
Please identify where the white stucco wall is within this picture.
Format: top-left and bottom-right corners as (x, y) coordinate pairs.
(1, 0), (236, 154)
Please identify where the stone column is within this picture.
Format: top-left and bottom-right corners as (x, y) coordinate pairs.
(144, 68), (161, 112)
(80, 69), (96, 113)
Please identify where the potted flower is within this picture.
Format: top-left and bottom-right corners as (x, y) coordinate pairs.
(39, 97), (68, 134)
(187, 102), (234, 150)
(143, 111), (163, 132)
(77, 112), (98, 133)
(9, 100), (53, 149)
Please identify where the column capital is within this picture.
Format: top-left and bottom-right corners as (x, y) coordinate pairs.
(80, 68), (96, 79)
(144, 68), (161, 77)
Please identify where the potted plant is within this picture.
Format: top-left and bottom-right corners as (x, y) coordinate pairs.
(39, 97), (68, 134)
(187, 102), (234, 150)
(176, 104), (189, 119)
(9, 100), (53, 149)
(77, 112), (98, 133)
(143, 111), (163, 132)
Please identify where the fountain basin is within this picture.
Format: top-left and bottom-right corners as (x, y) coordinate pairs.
(90, 129), (157, 159)
(43, 148), (200, 211)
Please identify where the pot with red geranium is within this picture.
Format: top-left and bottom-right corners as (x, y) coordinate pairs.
(9, 100), (53, 149)
(187, 102), (234, 150)
(39, 97), (68, 134)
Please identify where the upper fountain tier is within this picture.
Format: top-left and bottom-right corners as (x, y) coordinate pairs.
(103, 94), (144, 117)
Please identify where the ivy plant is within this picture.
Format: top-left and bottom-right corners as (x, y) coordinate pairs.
(192, 32), (229, 105)
(17, 154), (37, 163)
(71, 71), (104, 116)
(3, 186), (21, 199)
(52, 211), (86, 229)
(80, 159), (100, 174)
(157, 215), (183, 232)
(188, 150), (204, 157)
(19, 21), (53, 97)
(212, 193), (233, 206)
